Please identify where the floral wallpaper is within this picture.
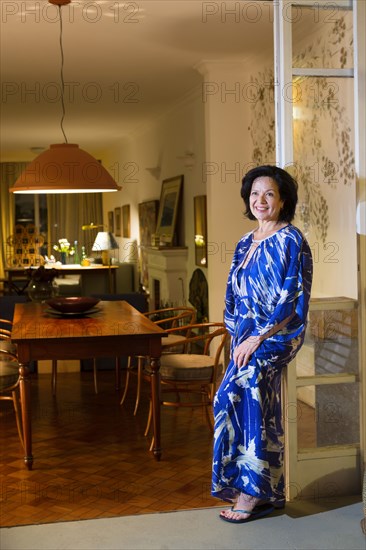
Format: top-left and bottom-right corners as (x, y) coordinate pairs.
(248, 11), (355, 244)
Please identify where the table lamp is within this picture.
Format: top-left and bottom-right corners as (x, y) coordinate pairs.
(92, 231), (119, 265)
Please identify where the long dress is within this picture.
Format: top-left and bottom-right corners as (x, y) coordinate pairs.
(211, 224), (313, 507)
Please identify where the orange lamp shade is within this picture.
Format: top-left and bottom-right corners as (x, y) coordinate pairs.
(10, 144), (121, 194)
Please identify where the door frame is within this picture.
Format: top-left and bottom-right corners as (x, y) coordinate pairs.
(273, 0), (365, 500)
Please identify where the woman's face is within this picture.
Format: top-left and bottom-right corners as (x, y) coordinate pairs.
(249, 176), (284, 223)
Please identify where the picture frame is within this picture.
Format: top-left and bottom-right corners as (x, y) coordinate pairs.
(155, 175), (184, 245)
(114, 207), (121, 237)
(122, 204), (131, 238)
(138, 200), (159, 290)
(108, 211), (114, 233)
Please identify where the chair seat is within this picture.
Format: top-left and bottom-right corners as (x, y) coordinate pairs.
(0, 360), (19, 390)
(149, 353), (223, 381)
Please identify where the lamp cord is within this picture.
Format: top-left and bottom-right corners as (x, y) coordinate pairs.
(58, 5), (68, 143)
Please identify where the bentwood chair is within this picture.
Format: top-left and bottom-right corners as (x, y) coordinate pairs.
(0, 345), (24, 448)
(143, 322), (228, 450)
(120, 306), (196, 414)
(0, 317), (18, 358)
(0, 318), (13, 340)
(0, 296), (64, 398)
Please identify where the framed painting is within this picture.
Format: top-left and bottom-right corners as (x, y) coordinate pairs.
(108, 211), (114, 233)
(114, 207), (121, 237)
(122, 204), (131, 238)
(155, 175), (183, 245)
(138, 200), (159, 291)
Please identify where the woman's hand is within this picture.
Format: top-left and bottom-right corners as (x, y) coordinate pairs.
(233, 335), (262, 368)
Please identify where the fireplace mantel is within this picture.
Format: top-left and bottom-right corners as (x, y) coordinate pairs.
(146, 246), (188, 309)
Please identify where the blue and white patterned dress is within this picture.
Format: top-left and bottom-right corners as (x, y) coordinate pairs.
(212, 224), (313, 507)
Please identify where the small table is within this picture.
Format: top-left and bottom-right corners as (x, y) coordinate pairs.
(5, 265), (118, 295)
(11, 300), (166, 469)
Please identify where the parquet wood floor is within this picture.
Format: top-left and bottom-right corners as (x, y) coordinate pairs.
(0, 369), (315, 528)
(0, 370), (222, 527)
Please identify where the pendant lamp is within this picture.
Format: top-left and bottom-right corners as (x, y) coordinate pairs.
(10, 0), (121, 194)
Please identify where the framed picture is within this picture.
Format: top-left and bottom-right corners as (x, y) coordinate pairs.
(122, 204), (131, 238)
(138, 200), (159, 290)
(114, 207), (121, 237)
(108, 211), (114, 233)
(155, 175), (184, 245)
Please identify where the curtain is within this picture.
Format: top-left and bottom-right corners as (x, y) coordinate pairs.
(47, 194), (103, 259)
(0, 162), (28, 279)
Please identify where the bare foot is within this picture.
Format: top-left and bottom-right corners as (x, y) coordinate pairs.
(220, 493), (261, 522)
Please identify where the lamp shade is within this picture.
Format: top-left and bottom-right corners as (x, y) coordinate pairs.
(92, 232), (119, 252)
(92, 231), (119, 266)
(9, 144), (121, 194)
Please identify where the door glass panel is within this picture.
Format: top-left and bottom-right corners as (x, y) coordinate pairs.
(296, 303), (358, 377)
(292, 4), (353, 69)
(292, 75), (356, 298)
(291, 6), (359, 455)
(297, 383), (359, 449)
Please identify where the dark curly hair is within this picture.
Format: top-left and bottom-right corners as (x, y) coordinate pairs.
(241, 165), (298, 223)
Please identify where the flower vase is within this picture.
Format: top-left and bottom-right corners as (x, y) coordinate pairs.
(26, 280), (57, 303)
(60, 252), (67, 264)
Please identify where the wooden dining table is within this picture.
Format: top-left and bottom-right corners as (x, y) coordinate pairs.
(11, 300), (166, 469)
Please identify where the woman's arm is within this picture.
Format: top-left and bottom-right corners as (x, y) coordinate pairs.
(251, 237), (313, 338)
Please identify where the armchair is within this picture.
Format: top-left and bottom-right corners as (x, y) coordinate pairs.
(120, 306), (197, 414)
(143, 322), (228, 449)
(0, 346), (24, 448)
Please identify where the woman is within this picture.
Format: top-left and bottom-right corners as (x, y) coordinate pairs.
(212, 165), (313, 524)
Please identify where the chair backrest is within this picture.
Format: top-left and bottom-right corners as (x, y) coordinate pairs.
(145, 306), (196, 329)
(164, 322), (228, 364)
(161, 322), (229, 396)
(0, 319), (13, 339)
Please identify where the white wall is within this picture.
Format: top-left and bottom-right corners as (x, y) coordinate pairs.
(96, 87), (208, 305)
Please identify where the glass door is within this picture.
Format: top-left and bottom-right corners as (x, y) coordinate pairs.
(274, 0), (364, 500)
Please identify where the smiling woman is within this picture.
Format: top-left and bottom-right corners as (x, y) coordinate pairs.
(212, 165), (313, 523)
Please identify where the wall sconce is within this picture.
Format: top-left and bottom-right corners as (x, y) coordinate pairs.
(194, 195), (208, 267)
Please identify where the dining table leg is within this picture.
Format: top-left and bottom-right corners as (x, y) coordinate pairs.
(19, 363), (33, 470)
(149, 356), (162, 461)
